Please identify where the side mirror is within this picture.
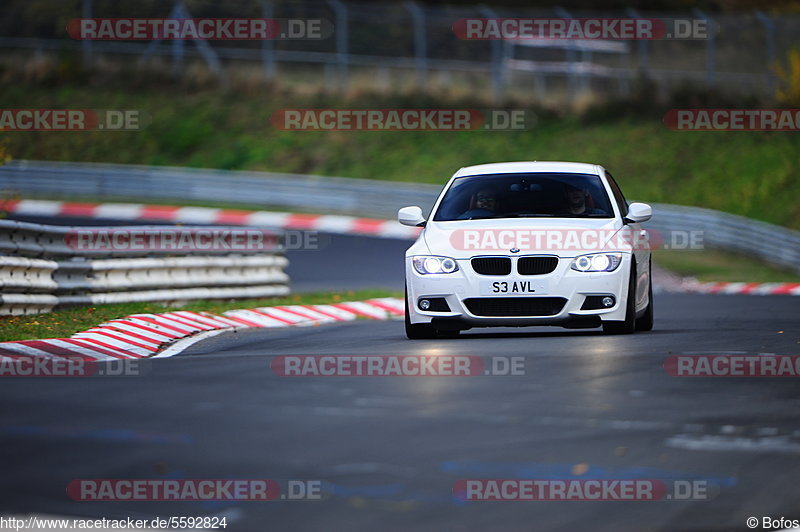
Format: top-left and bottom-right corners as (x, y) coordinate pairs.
(398, 206), (426, 227)
(624, 202), (652, 223)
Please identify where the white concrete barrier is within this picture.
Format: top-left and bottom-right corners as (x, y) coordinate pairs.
(0, 221), (290, 315)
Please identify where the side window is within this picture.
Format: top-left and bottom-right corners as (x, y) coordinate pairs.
(605, 171), (628, 217)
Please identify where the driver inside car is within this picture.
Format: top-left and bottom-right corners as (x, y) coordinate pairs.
(457, 188), (499, 219)
(558, 183), (606, 216)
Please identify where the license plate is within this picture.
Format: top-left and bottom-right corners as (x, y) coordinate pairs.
(480, 279), (548, 296)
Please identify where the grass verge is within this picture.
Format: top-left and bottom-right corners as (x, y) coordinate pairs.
(0, 289), (401, 343)
(1, 83), (799, 229)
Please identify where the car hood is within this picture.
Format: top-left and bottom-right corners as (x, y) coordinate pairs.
(423, 217), (627, 259)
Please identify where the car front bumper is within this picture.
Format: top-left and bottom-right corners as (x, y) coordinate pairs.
(405, 254), (632, 327)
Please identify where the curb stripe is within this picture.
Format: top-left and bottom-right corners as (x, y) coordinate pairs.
(130, 316), (197, 335)
(0, 298), (404, 362)
(59, 203), (98, 217)
(61, 338), (137, 359)
(5, 199), (422, 238)
(45, 339), (116, 361)
(332, 301), (388, 319)
(104, 321), (176, 342)
(299, 305), (349, 321)
(17, 340), (93, 361)
(159, 313), (218, 331)
(249, 308), (301, 324)
(97, 325), (164, 345)
(285, 213), (321, 230)
(86, 328), (161, 349)
(72, 334), (154, 357)
(772, 283), (800, 295)
(0, 342), (66, 359)
(279, 305), (337, 323)
(310, 304), (358, 321)
(220, 310), (279, 328)
(139, 205), (182, 220)
(166, 312), (225, 328)
(187, 312), (244, 328)
(225, 309), (286, 326)
(364, 299), (405, 315)
(214, 210), (253, 225)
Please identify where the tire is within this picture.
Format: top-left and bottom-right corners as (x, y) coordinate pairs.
(603, 264), (637, 335)
(635, 260), (654, 332)
(404, 286), (437, 339)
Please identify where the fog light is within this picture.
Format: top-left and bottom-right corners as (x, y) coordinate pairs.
(602, 296), (615, 308)
(419, 299), (431, 310)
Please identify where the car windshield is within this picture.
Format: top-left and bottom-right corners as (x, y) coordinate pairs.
(432, 172), (615, 221)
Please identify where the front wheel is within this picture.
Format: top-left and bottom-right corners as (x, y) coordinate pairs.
(405, 287), (437, 339)
(635, 261), (654, 331)
(603, 264), (637, 335)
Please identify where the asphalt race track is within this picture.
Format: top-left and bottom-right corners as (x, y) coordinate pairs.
(2, 215), (800, 531)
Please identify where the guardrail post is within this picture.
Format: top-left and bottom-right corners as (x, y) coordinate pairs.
(625, 7), (648, 96)
(554, 6), (578, 106)
(139, 2), (223, 81)
(405, 1), (428, 90)
(755, 10), (776, 96)
(82, 0), (92, 66)
(693, 9), (716, 87)
(479, 5), (504, 104)
(327, 0), (349, 93)
(172, 1), (186, 75)
(262, 0), (276, 80)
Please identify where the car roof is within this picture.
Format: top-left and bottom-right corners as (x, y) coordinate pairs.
(453, 161), (602, 177)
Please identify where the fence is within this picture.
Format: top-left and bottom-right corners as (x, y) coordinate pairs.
(0, 218), (290, 315)
(1, 160), (799, 276)
(1, 0), (797, 103)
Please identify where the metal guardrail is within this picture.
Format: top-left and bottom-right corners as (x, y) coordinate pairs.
(1, 160), (798, 276)
(0, 218), (290, 315)
(645, 203), (800, 274)
(0, 160), (438, 219)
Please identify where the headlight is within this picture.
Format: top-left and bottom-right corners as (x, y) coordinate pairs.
(570, 253), (623, 272)
(412, 256), (459, 274)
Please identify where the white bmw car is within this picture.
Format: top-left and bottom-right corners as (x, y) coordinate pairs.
(399, 161), (653, 339)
